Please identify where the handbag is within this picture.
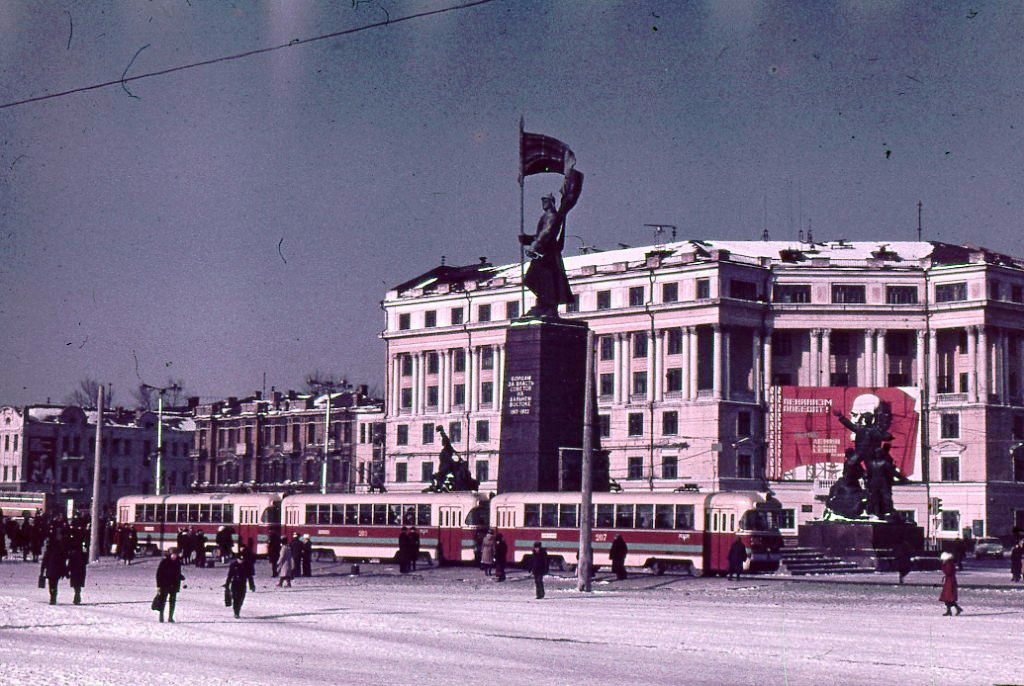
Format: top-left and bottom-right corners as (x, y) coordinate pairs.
(151, 592), (165, 612)
(38, 574), (46, 589)
(223, 586), (232, 607)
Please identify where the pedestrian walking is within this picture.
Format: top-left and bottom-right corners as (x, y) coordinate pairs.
(531, 541), (549, 599)
(155, 548), (184, 623)
(480, 530), (496, 577)
(66, 541), (87, 605)
(1010, 540), (1023, 583)
(939, 551), (963, 616)
(240, 541), (256, 591)
(224, 551), (249, 618)
(410, 528), (421, 571)
(301, 534), (313, 577)
(397, 527), (411, 573)
(610, 534), (628, 580)
(493, 532), (507, 582)
(195, 531), (207, 568)
(276, 540), (294, 587)
(268, 528), (282, 577)
(40, 534), (67, 605)
(727, 537), (748, 581)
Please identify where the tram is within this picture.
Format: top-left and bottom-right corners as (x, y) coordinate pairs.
(115, 492), (281, 556)
(280, 491), (488, 565)
(0, 491), (46, 518)
(489, 490), (783, 575)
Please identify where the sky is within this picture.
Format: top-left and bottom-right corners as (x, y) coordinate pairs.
(2, 1), (1024, 408)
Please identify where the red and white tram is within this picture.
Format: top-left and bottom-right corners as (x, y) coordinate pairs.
(489, 490), (783, 575)
(115, 493), (281, 556)
(281, 492), (488, 565)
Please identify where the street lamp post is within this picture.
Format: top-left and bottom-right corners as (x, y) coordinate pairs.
(322, 390), (331, 495)
(142, 383), (180, 496)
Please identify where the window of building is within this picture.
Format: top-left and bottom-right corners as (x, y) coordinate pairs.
(395, 463), (407, 483)
(597, 415), (610, 438)
(600, 336), (615, 360)
(941, 455), (960, 482)
(1014, 448), (1024, 482)
(887, 331), (911, 356)
(990, 280), (1001, 300)
(633, 333), (648, 358)
(941, 510), (960, 532)
(506, 301), (520, 319)
(424, 310), (437, 328)
(886, 286), (918, 304)
(400, 388), (412, 409)
(476, 420), (489, 442)
(599, 373), (614, 398)
(667, 328), (682, 355)
(730, 280), (757, 300)
(632, 372), (647, 396)
(629, 286), (645, 307)
(772, 332), (792, 356)
(940, 413), (960, 439)
(401, 354), (413, 377)
(422, 423), (435, 444)
(566, 294), (580, 313)
(831, 331), (851, 356)
(662, 455), (678, 479)
(419, 461), (433, 482)
(737, 454), (752, 479)
(773, 284), (811, 303)
(454, 349), (466, 372)
(597, 290), (612, 310)
(398, 313), (411, 330)
(449, 422), (462, 443)
(696, 278), (710, 300)
(451, 307), (464, 325)
(1013, 285), (1024, 303)
(832, 284), (866, 303)
(665, 368), (682, 393)
(478, 304), (491, 322)
(627, 457), (643, 480)
(426, 386), (439, 408)
(662, 282), (678, 303)
(481, 382), (494, 406)
(475, 460), (489, 483)
(481, 347), (494, 370)
(831, 372), (850, 387)
(396, 425), (409, 445)
(628, 413), (644, 436)
(935, 283), (967, 303)
(453, 384), (465, 406)
(426, 352), (439, 374)
(662, 411), (678, 436)
(737, 411), (751, 437)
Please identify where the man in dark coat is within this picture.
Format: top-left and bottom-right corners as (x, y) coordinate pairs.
(398, 527), (411, 573)
(195, 531), (207, 568)
(40, 534), (67, 605)
(1011, 540), (1023, 583)
(410, 529), (421, 571)
(531, 541), (549, 599)
(288, 535), (304, 579)
(268, 528), (282, 577)
(301, 535), (313, 577)
(224, 551), (249, 618)
(609, 535), (628, 580)
(240, 542), (257, 591)
(727, 538), (748, 581)
(66, 541), (88, 604)
(493, 533), (508, 582)
(155, 549), (184, 623)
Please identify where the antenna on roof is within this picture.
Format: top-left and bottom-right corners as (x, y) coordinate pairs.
(806, 220), (813, 244)
(761, 192), (769, 241)
(917, 200), (923, 241)
(441, 255), (446, 266)
(644, 224), (677, 248)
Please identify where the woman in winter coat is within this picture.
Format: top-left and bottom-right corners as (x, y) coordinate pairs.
(155, 549), (184, 623)
(276, 540), (294, 587)
(224, 552), (249, 618)
(939, 551), (962, 616)
(479, 530), (496, 576)
(40, 534), (67, 605)
(66, 542), (88, 605)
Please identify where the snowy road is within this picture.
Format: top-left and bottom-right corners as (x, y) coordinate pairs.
(1, 557), (1022, 686)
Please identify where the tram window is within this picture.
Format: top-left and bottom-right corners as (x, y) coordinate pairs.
(403, 505), (416, 525)
(417, 504), (431, 526)
(388, 505), (402, 525)
(541, 504), (558, 527)
(135, 505), (143, 522)
(223, 505), (233, 522)
(188, 504), (199, 523)
(524, 504), (540, 527)
(559, 504), (577, 528)
(373, 504), (387, 525)
(143, 505), (155, 523)
(655, 505), (673, 529)
(730, 514), (735, 532)
(165, 505), (175, 523)
(596, 504), (614, 528)
(345, 504), (359, 525)
(328, 505), (341, 525)
(635, 504), (654, 529)
(306, 505), (317, 524)
(200, 505), (212, 523)
(615, 505), (634, 529)
(211, 504), (223, 523)
(359, 504), (373, 525)
(675, 505), (694, 530)
(155, 505), (165, 522)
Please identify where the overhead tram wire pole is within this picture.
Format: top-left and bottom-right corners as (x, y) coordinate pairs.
(578, 329), (595, 592)
(143, 383), (180, 496)
(89, 385), (104, 563)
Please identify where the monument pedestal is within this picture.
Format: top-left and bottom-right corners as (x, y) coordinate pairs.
(497, 318), (588, 493)
(799, 520), (924, 566)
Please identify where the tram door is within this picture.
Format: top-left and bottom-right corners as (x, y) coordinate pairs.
(437, 505), (463, 563)
(283, 504), (302, 541)
(238, 505), (259, 553)
(703, 507), (736, 573)
(118, 504), (130, 525)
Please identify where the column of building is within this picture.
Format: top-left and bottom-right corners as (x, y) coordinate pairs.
(688, 327), (699, 400)
(712, 325), (723, 399)
(820, 328), (831, 387)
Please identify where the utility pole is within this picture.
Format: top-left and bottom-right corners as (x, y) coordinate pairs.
(143, 383), (180, 496)
(322, 389), (332, 495)
(89, 385), (104, 562)
(578, 329), (595, 592)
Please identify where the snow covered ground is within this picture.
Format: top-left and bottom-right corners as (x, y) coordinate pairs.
(1, 556), (1022, 686)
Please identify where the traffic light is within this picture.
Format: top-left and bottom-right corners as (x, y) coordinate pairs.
(929, 497), (943, 515)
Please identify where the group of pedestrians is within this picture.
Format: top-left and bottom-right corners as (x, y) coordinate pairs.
(397, 526), (421, 573)
(39, 529), (89, 605)
(275, 533), (312, 586)
(478, 529), (508, 581)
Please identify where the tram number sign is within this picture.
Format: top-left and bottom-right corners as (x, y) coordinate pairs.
(358, 529), (368, 537)
(593, 533), (607, 542)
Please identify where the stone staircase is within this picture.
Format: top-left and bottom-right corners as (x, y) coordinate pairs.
(779, 544), (876, 576)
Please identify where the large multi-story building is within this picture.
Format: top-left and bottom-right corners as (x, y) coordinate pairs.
(381, 239), (1024, 542)
(191, 386), (384, 493)
(0, 404), (193, 514)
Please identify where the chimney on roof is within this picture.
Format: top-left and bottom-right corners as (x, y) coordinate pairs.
(479, 256), (487, 264)
(187, 397), (200, 410)
(254, 391), (262, 400)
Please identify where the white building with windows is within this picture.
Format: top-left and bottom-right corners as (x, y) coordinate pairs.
(380, 240), (1024, 542)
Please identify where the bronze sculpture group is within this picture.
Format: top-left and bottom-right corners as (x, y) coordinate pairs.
(825, 401), (910, 522)
(423, 426), (479, 493)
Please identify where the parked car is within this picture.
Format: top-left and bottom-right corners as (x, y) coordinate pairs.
(974, 538), (1006, 559)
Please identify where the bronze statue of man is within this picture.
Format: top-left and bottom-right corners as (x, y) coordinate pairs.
(518, 165), (583, 318)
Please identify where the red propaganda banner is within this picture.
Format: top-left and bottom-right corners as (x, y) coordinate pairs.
(765, 386), (919, 480)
